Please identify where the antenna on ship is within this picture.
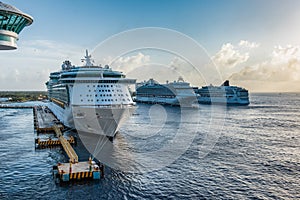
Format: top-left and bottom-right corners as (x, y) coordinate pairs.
(81, 49), (94, 67)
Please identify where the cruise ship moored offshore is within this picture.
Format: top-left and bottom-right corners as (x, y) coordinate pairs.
(135, 77), (197, 107)
(135, 78), (249, 106)
(194, 80), (250, 105)
(46, 50), (136, 139)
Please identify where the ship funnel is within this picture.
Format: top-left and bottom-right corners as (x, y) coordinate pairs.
(221, 80), (230, 86)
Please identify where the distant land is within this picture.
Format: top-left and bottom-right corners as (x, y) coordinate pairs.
(0, 91), (47, 102)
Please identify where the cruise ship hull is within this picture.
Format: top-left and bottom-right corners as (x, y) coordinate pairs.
(198, 97), (250, 105)
(47, 102), (135, 137)
(136, 96), (197, 107)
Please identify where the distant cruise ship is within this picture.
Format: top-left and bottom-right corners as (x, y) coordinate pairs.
(135, 77), (197, 107)
(46, 50), (136, 139)
(194, 80), (249, 105)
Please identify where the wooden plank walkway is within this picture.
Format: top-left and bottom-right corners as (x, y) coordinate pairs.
(53, 124), (78, 163)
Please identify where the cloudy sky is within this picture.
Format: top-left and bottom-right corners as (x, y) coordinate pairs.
(1, 0), (300, 92)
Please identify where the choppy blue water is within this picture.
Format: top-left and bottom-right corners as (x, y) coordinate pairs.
(0, 93), (299, 199)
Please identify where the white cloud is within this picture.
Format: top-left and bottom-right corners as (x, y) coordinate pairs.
(239, 40), (260, 48)
(212, 43), (249, 69)
(271, 45), (299, 64)
(229, 45), (300, 92)
(0, 40), (85, 90)
(169, 56), (186, 71)
(104, 52), (150, 73)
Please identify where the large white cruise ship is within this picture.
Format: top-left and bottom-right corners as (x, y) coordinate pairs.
(194, 80), (250, 105)
(45, 50), (136, 139)
(135, 77), (197, 107)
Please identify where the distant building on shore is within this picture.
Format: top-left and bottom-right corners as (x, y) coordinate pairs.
(0, 97), (11, 102)
(0, 1), (33, 50)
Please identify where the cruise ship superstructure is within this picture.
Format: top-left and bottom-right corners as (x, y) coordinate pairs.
(46, 50), (136, 138)
(135, 77), (197, 107)
(194, 80), (249, 105)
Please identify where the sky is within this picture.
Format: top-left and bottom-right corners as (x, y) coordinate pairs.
(1, 0), (300, 92)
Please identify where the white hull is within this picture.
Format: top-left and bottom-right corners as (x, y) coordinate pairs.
(47, 102), (135, 137)
(136, 96), (197, 107)
(198, 97), (249, 105)
(46, 51), (136, 138)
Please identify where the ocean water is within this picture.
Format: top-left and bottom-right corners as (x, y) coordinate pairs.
(0, 93), (299, 199)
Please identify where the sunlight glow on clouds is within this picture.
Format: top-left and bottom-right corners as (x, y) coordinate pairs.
(230, 45), (300, 81)
(229, 45), (300, 92)
(212, 42), (250, 69)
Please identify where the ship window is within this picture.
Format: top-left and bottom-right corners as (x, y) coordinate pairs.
(127, 98), (130, 101)
(97, 85), (99, 87)
(101, 85), (103, 87)
(89, 90), (91, 92)
(95, 94), (97, 97)
(105, 90), (107, 92)
(87, 85), (89, 87)
(112, 90), (114, 92)
(80, 94), (82, 97)
(101, 99), (104, 101)
(105, 99), (107, 101)
(88, 99), (90, 102)
(111, 99), (114, 101)
(86, 95), (89, 97)
(126, 94), (128, 96)
(100, 94), (102, 97)
(93, 85), (95, 87)
(111, 85), (113, 87)
(97, 99), (99, 102)
(115, 99), (117, 101)
(81, 99), (83, 102)
(123, 99), (125, 101)
(94, 90), (96, 92)
(114, 94), (116, 96)
(108, 90), (110, 92)
(91, 99), (93, 102)
(103, 94), (105, 97)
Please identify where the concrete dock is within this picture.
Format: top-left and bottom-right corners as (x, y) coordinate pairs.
(33, 106), (104, 182)
(55, 160), (102, 182)
(33, 106), (63, 132)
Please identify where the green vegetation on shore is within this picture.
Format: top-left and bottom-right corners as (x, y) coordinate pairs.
(0, 91), (48, 102)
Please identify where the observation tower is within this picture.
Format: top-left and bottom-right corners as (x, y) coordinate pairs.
(0, 1), (33, 50)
